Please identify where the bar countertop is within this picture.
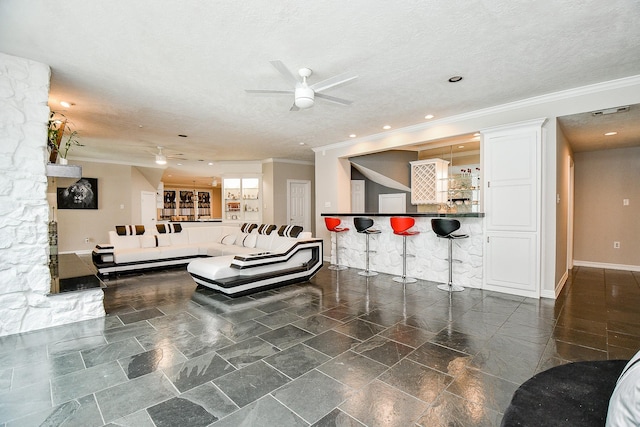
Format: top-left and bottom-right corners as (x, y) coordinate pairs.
(321, 212), (484, 218)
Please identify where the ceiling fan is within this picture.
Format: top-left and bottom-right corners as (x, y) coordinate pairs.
(246, 60), (358, 111)
(151, 146), (185, 165)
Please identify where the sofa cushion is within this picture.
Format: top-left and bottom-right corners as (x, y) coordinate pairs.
(169, 232), (189, 246)
(277, 225), (303, 238)
(157, 245), (199, 259)
(115, 225), (145, 236)
(606, 349), (640, 426)
(157, 234), (172, 247)
(109, 231), (142, 250)
(114, 247), (162, 263)
(140, 235), (157, 248)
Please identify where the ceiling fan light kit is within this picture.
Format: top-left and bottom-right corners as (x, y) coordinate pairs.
(246, 60), (357, 111)
(294, 86), (314, 109)
(155, 146), (167, 165)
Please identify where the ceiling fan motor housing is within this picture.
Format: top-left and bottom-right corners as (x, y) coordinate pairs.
(294, 86), (314, 109)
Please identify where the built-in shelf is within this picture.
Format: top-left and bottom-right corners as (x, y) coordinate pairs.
(46, 163), (82, 178)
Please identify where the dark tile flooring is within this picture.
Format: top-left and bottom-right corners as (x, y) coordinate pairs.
(1, 264), (639, 426)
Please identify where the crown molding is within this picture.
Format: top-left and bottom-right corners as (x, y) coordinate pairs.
(313, 74), (640, 154)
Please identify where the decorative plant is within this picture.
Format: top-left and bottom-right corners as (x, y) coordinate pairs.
(47, 111), (83, 162)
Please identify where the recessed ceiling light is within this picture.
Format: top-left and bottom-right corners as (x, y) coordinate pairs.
(178, 134), (188, 138)
(349, 134), (357, 138)
(177, 163), (182, 166)
(604, 131), (618, 136)
(383, 125), (391, 130)
(448, 76), (463, 83)
(208, 162), (213, 165)
(425, 114), (434, 120)
(60, 101), (73, 108)
(458, 145), (465, 149)
(299, 142), (305, 146)
(473, 132), (480, 137)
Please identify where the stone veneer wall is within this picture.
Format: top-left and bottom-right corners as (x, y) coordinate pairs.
(0, 52), (104, 337)
(330, 217), (483, 288)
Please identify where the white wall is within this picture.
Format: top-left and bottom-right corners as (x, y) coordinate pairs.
(0, 52), (104, 337)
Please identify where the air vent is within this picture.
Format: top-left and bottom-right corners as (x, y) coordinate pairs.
(591, 106), (630, 116)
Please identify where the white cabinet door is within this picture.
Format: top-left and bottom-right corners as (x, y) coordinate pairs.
(482, 119), (545, 298)
(485, 232), (538, 295)
(484, 131), (538, 232)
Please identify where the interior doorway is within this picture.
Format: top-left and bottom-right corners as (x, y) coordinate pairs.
(287, 180), (311, 231)
(141, 191), (157, 232)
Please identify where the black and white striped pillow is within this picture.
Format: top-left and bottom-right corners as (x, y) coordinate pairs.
(115, 225), (145, 236)
(277, 225), (303, 238)
(240, 223), (257, 233)
(257, 224), (276, 235)
(156, 224), (182, 234)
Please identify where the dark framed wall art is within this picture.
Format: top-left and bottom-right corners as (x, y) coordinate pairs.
(57, 177), (98, 209)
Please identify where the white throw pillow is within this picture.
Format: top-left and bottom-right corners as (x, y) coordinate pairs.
(140, 235), (157, 248)
(606, 349), (640, 426)
(221, 234), (236, 245)
(241, 233), (258, 248)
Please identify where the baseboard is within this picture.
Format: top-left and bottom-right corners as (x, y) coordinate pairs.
(547, 270), (569, 299)
(573, 260), (640, 272)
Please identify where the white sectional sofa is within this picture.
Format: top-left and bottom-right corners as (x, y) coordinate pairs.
(92, 223), (322, 296)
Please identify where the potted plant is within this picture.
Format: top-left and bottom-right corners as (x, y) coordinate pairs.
(47, 111), (82, 164)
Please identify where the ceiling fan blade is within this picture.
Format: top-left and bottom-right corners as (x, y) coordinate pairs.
(289, 103), (300, 112)
(245, 89), (293, 94)
(315, 92), (353, 106)
(269, 60), (300, 86)
(310, 72), (358, 93)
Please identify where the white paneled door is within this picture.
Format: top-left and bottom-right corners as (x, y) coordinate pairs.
(141, 191), (157, 232)
(483, 119), (545, 298)
(287, 180), (311, 231)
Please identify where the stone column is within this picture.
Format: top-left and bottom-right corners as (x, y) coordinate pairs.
(0, 52), (104, 337)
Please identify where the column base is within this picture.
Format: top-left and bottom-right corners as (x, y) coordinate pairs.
(358, 270), (378, 277)
(393, 277), (417, 284)
(437, 283), (465, 292)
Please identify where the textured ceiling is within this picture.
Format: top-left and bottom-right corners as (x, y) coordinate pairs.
(1, 1), (639, 186)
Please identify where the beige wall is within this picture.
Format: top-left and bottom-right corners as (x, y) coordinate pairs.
(573, 146), (640, 267)
(262, 161), (274, 224)
(555, 125), (572, 288)
(49, 160), (132, 253)
(130, 166), (157, 224)
(272, 161), (315, 231)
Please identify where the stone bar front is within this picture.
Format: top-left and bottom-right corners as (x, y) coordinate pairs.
(322, 213), (484, 289)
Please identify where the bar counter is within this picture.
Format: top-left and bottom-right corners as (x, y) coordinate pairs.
(321, 213), (484, 289)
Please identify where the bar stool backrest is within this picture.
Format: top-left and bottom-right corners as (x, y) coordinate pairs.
(354, 217), (374, 233)
(431, 218), (461, 237)
(390, 217), (415, 234)
(324, 217), (341, 232)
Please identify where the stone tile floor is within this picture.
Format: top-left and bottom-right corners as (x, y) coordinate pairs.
(0, 264), (639, 426)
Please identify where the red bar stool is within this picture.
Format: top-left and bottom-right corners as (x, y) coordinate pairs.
(324, 217), (349, 271)
(354, 217), (381, 276)
(390, 217), (420, 284)
(431, 218), (469, 292)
